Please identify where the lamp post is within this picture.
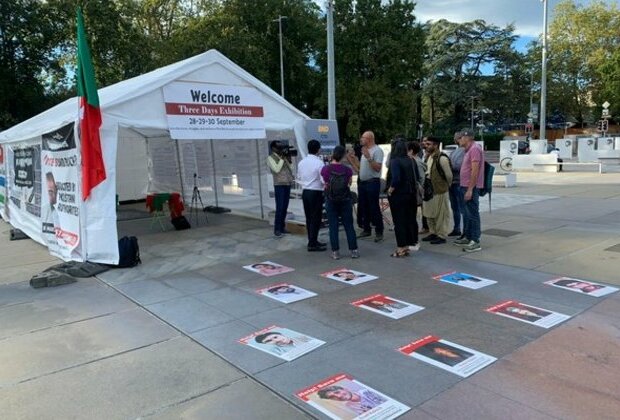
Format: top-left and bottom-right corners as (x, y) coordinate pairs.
(540, 0), (548, 140)
(326, 1), (336, 120)
(273, 15), (287, 98)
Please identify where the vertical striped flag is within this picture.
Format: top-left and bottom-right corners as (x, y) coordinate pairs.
(76, 8), (106, 200)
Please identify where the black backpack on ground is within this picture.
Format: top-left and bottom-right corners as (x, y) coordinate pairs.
(117, 236), (141, 268)
(171, 215), (191, 230)
(326, 166), (350, 202)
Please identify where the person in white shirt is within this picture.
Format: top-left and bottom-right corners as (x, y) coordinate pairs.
(297, 140), (326, 251)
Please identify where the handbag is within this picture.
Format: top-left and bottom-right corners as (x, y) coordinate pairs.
(423, 177), (434, 201)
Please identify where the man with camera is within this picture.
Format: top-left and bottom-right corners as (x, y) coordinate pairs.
(297, 139), (327, 251)
(267, 141), (295, 238)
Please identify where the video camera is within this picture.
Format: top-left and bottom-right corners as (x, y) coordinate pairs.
(270, 140), (298, 158)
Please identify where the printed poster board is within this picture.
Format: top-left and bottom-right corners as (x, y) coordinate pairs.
(296, 373), (410, 420)
(398, 335), (496, 378)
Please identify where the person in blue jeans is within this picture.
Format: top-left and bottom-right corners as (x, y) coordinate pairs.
(321, 146), (359, 260)
(448, 131), (466, 238)
(455, 130), (483, 252)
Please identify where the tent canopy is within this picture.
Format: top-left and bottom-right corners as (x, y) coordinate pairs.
(0, 49), (309, 144)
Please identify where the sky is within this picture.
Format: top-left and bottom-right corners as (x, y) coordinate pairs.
(318, 1), (618, 52)
(414, 0), (618, 51)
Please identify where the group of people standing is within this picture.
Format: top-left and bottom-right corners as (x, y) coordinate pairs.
(266, 128), (484, 260)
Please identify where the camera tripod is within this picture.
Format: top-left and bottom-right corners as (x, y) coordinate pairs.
(189, 173), (208, 226)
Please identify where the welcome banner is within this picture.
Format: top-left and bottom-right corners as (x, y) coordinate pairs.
(163, 81), (265, 140)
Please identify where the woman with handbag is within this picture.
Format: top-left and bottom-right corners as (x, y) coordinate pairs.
(386, 140), (418, 257)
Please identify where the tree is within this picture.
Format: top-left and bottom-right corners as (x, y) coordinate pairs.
(546, 0), (620, 125)
(0, 0), (61, 129)
(422, 19), (518, 132)
(330, 0), (425, 141)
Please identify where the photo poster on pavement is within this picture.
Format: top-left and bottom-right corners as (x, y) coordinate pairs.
(398, 335), (497, 378)
(238, 325), (325, 362)
(296, 373), (410, 420)
(433, 271), (497, 290)
(351, 294), (424, 320)
(322, 268), (378, 285)
(486, 300), (571, 328)
(243, 261), (295, 277)
(40, 123), (81, 259)
(256, 282), (317, 304)
(0, 144), (6, 218)
(545, 277), (618, 298)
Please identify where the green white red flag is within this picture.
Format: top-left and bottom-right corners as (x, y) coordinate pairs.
(76, 8), (106, 200)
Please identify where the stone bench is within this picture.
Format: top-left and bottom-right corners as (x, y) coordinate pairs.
(533, 162), (602, 174)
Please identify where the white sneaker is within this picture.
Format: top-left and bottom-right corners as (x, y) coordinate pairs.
(409, 243), (420, 252)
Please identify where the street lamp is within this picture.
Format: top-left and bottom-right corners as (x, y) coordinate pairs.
(273, 15), (287, 98)
(540, 0), (549, 140)
(326, 1), (336, 120)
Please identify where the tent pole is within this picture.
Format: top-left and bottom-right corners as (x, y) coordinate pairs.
(210, 139), (219, 207)
(173, 139), (186, 203)
(255, 138), (265, 219)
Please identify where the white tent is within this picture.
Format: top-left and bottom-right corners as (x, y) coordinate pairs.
(0, 49), (310, 263)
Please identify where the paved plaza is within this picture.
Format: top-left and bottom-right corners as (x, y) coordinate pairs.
(1, 171), (619, 419)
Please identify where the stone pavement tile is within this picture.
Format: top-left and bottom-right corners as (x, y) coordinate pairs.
(464, 227), (610, 270)
(240, 307), (353, 343)
(504, 312), (620, 400)
(500, 197), (614, 222)
(535, 239), (620, 286)
(418, 381), (556, 420)
(0, 309), (177, 387)
(0, 282), (135, 340)
(0, 261), (64, 286)
(115, 279), (185, 305)
(0, 277), (102, 308)
(442, 321), (533, 359)
(146, 296), (234, 333)
(159, 270), (225, 294)
(469, 359), (620, 420)
(0, 337), (245, 420)
(144, 378), (308, 419)
(196, 262), (261, 286)
(191, 320), (285, 374)
(194, 287), (281, 318)
(399, 408), (441, 420)
(590, 295), (620, 319)
(256, 334), (459, 414)
(0, 249), (57, 268)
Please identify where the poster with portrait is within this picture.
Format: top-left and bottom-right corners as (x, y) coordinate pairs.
(239, 325), (325, 362)
(321, 268), (377, 285)
(243, 261), (294, 277)
(486, 300), (570, 328)
(296, 373), (410, 420)
(256, 283), (317, 304)
(545, 277), (618, 298)
(433, 271), (497, 290)
(351, 294), (424, 320)
(40, 123), (81, 260)
(398, 335), (496, 378)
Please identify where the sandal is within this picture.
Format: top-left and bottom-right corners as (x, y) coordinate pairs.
(390, 249), (409, 258)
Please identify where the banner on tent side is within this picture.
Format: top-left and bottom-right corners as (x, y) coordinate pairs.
(40, 123), (81, 260)
(0, 145), (6, 218)
(7, 143), (42, 236)
(163, 81), (266, 140)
